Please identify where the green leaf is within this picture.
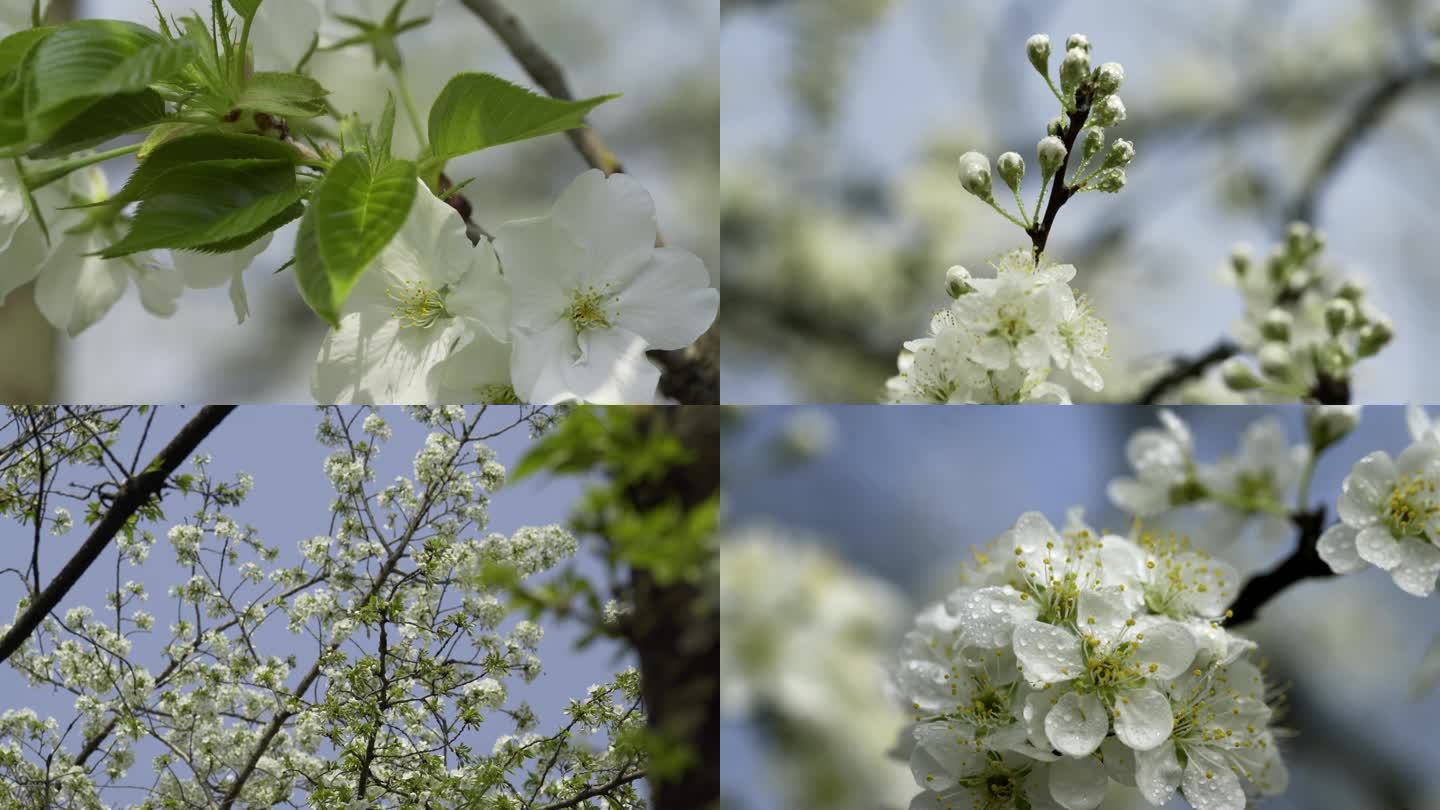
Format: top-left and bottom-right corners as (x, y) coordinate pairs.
(294, 153), (417, 326)
(373, 93), (396, 165)
(226, 0), (263, 19)
(426, 72), (619, 161)
(15, 20), (196, 151)
(100, 161), (302, 258)
(0, 27), (53, 76)
(235, 71), (328, 118)
(103, 133), (299, 208)
(28, 90), (167, 158)
(186, 199), (303, 254)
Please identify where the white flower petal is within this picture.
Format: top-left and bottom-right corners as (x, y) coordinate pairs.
(132, 265), (183, 318)
(494, 215), (585, 331)
(1013, 621), (1083, 685)
(1048, 752), (1107, 810)
(1043, 691), (1108, 757)
(1338, 451), (1395, 525)
(252, 0), (323, 71)
(1133, 740), (1182, 805)
(1182, 756), (1245, 810)
(1112, 687), (1173, 751)
(1133, 621), (1197, 680)
(552, 169), (657, 274)
(1391, 540), (1440, 597)
(1316, 524), (1365, 574)
(951, 586), (1038, 648)
(510, 322), (658, 404)
(433, 331), (512, 404)
(1356, 525), (1405, 571)
(1100, 737), (1135, 787)
(609, 247), (717, 350)
(34, 236), (129, 336)
(311, 308), (469, 403)
(444, 237), (510, 343)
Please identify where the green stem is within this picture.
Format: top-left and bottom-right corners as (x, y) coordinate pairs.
(392, 65), (429, 153)
(24, 143), (144, 191)
(1296, 452), (1319, 510)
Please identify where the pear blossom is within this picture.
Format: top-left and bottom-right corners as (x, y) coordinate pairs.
(494, 169), (718, 404)
(1316, 439), (1440, 596)
(311, 180), (509, 403)
(0, 167), (182, 336)
(172, 236), (273, 324)
(1107, 410), (1198, 517)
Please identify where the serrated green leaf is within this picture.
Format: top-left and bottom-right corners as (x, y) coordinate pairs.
(103, 133), (299, 208)
(226, 0), (263, 20)
(186, 200), (302, 254)
(294, 152), (417, 326)
(427, 72), (619, 161)
(100, 161), (301, 257)
(235, 71), (328, 118)
(28, 90), (167, 159)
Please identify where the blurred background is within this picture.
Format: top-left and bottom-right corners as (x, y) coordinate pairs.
(0, 0), (717, 402)
(721, 0), (1440, 403)
(720, 405), (1440, 809)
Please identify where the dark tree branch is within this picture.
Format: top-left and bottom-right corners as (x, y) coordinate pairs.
(1225, 506), (1334, 626)
(1027, 87), (1093, 259)
(0, 406), (235, 666)
(534, 768), (647, 810)
(1136, 340), (1239, 404)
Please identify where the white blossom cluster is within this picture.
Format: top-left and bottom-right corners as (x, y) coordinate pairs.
(1106, 409), (1319, 553)
(886, 251), (1106, 404)
(1318, 404), (1440, 596)
(899, 511), (1287, 810)
(720, 527), (916, 809)
(1218, 224), (1393, 399)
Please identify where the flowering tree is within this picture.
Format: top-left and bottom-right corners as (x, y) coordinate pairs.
(0, 404), (719, 808)
(720, 405), (1440, 810)
(0, 1), (718, 404)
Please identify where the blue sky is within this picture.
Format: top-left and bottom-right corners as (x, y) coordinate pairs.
(0, 406), (634, 804)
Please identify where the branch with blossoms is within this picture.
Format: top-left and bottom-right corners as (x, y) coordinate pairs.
(883, 32), (1395, 405)
(0, 0), (717, 404)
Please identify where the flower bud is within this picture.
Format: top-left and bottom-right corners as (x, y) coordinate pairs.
(1336, 278), (1365, 302)
(1285, 221), (1313, 254)
(1037, 136), (1067, 179)
(1101, 138), (1135, 169)
(1357, 317), (1393, 358)
(1324, 298), (1354, 336)
(1285, 268), (1312, 294)
(1079, 127), (1105, 164)
(1046, 116), (1066, 137)
(1259, 308), (1293, 342)
(1229, 244), (1253, 277)
(945, 265), (975, 299)
(1093, 62), (1124, 96)
(1314, 339), (1351, 379)
(1221, 358), (1262, 390)
(1065, 33), (1091, 53)
(957, 151), (994, 200)
(1258, 342), (1294, 379)
(1059, 48), (1090, 102)
(997, 151), (1025, 193)
(1091, 94), (1127, 127)
(1091, 168), (1126, 193)
(1026, 34), (1052, 76)
(1307, 404), (1360, 452)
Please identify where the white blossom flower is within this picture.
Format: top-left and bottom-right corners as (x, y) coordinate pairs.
(312, 181), (509, 403)
(1317, 439), (1440, 596)
(0, 168), (182, 336)
(886, 311), (1071, 404)
(1196, 417), (1309, 547)
(1107, 409), (1197, 517)
(494, 170), (718, 404)
(171, 236), (273, 324)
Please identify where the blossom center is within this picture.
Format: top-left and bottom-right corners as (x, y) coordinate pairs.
(566, 285), (617, 333)
(388, 282), (448, 329)
(1384, 473), (1439, 536)
(477, 384), (521, 404)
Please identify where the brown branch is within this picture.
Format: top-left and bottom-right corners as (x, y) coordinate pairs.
(1225, 506), (1334, 626)
(534, 768), (647, 810)
(1136, 339), (1239, 404)
(0, 406), (235, 666)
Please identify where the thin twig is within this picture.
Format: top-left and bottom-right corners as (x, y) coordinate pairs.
(1027, 86), (1093, 259)
(534, 768), (647, 810)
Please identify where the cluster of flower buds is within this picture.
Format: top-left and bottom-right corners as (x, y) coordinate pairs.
(954, 33), (1134, 235)
(1218, 223), (1393, 400)
(898, 511), (1288, 810)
